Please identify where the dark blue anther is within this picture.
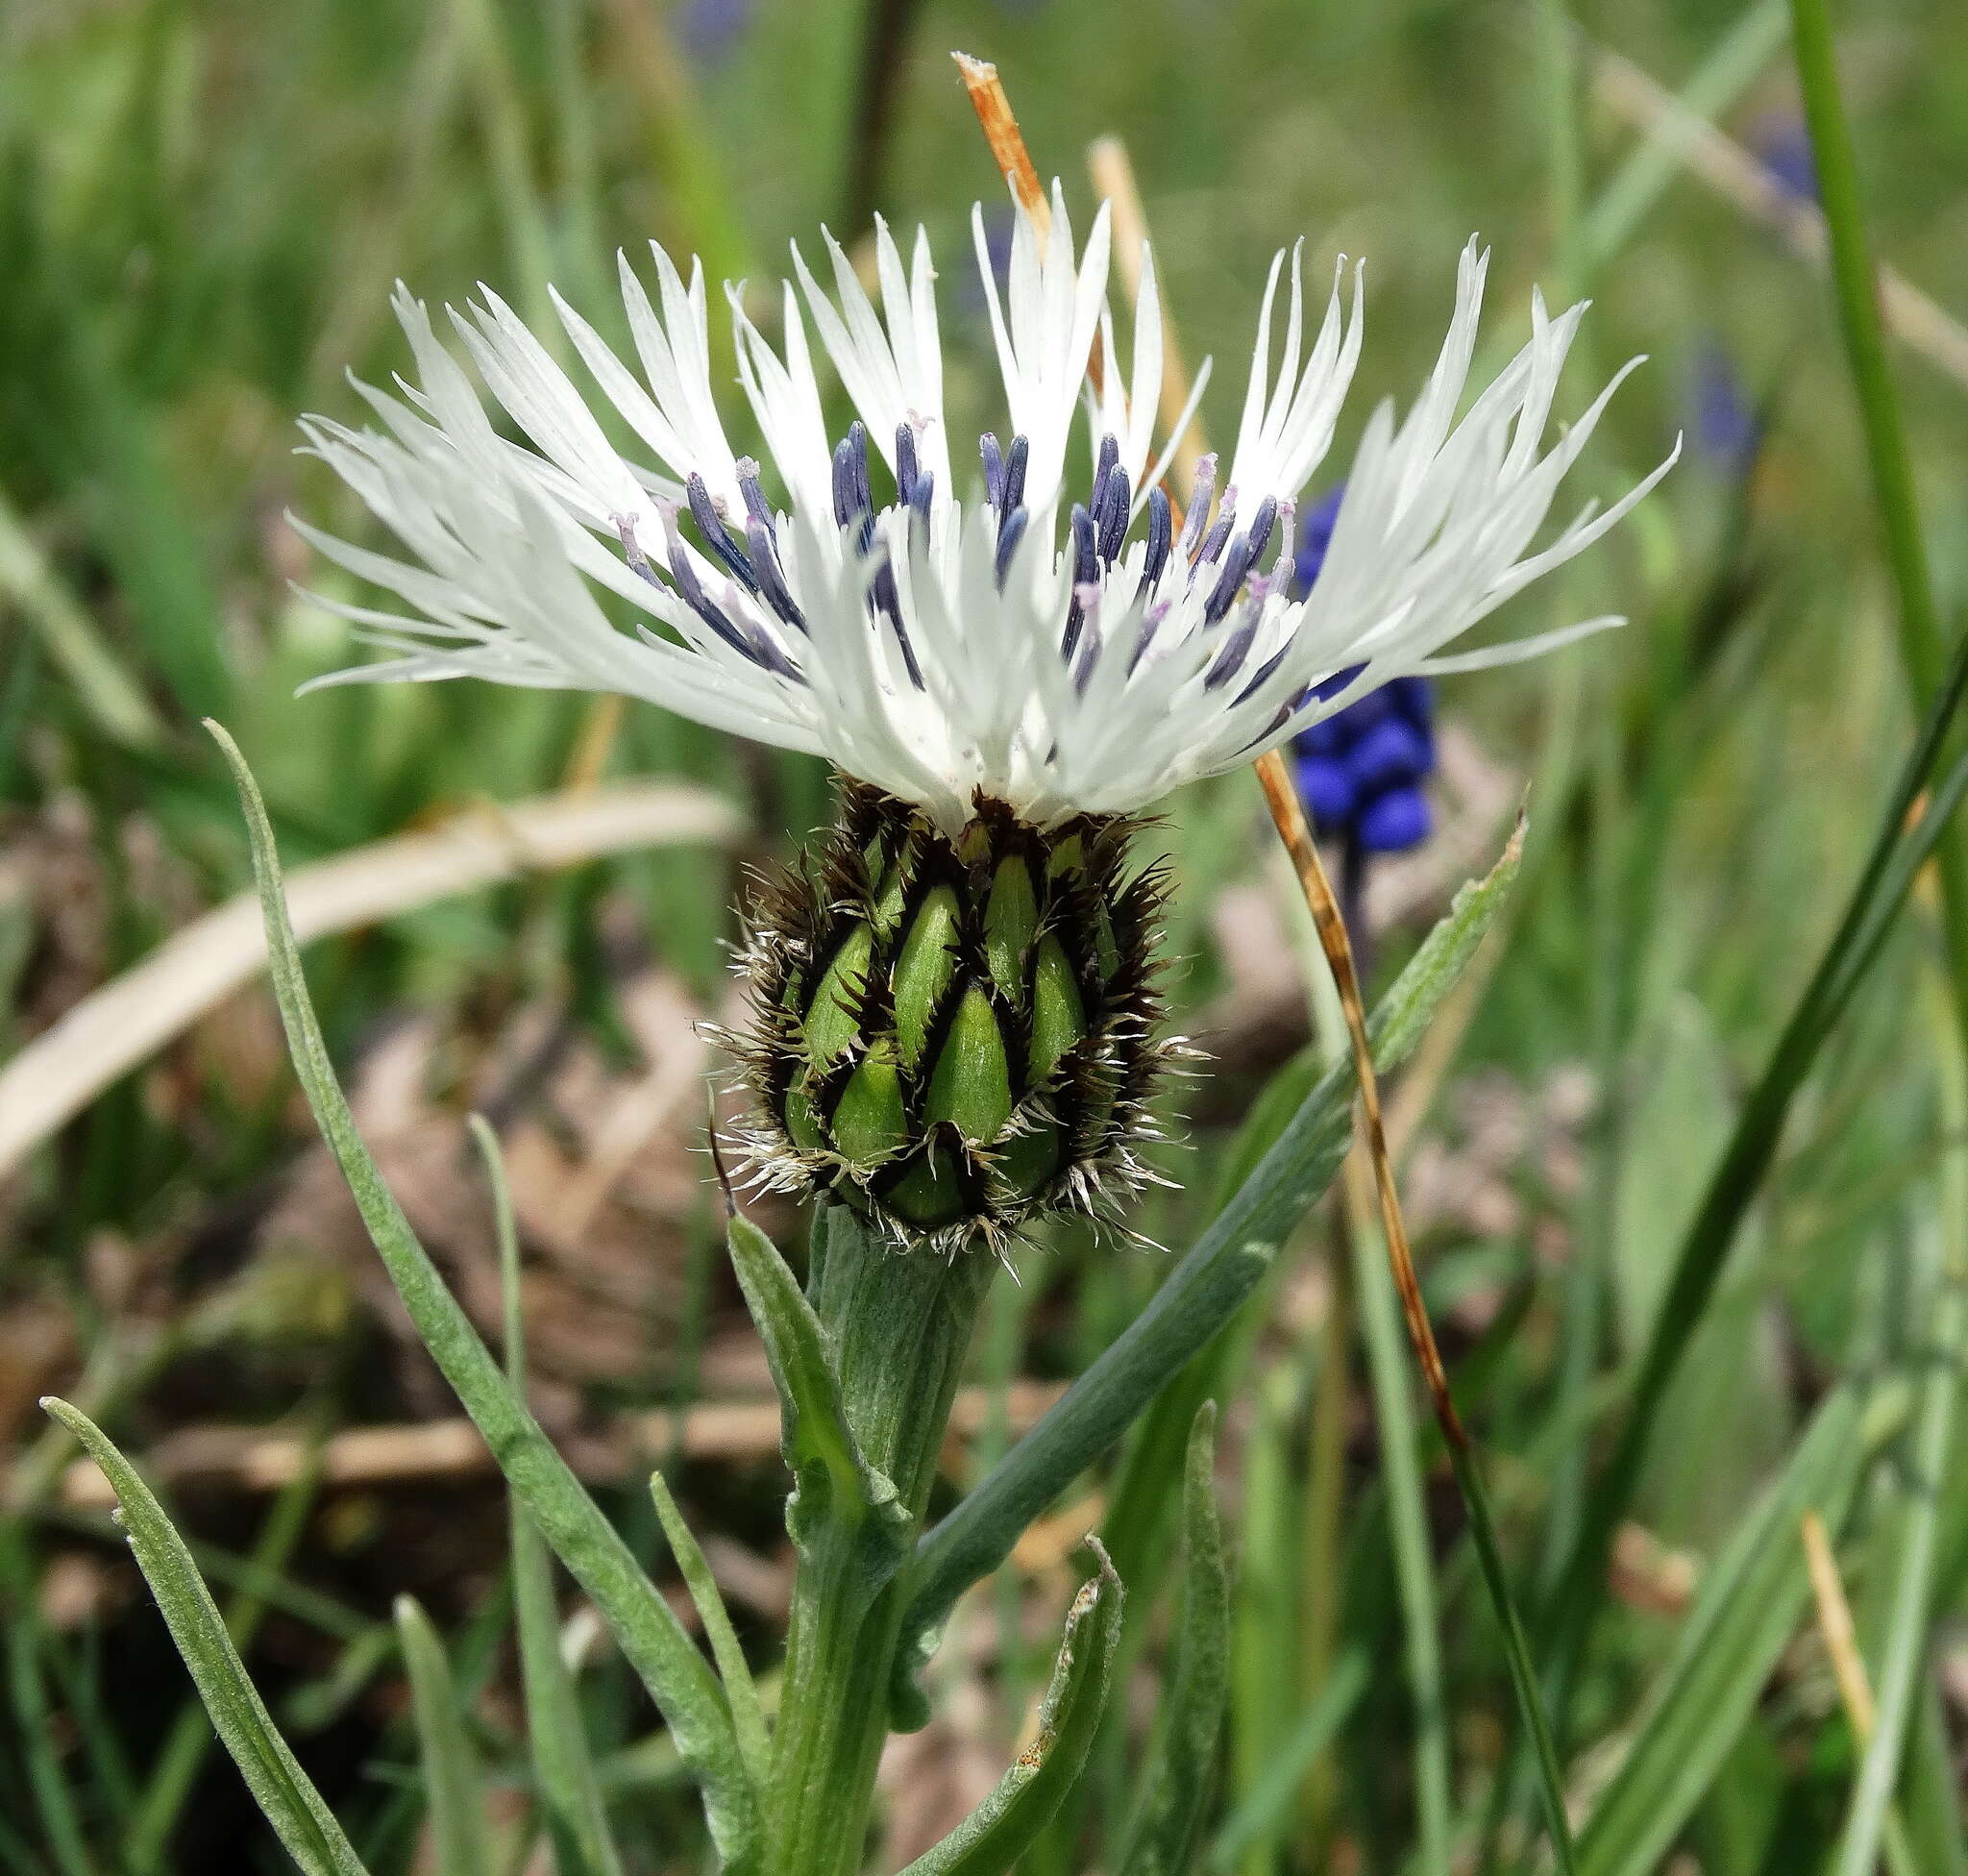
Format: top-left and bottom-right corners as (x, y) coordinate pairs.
(1177, 454), (1217, 558)
(1128, 598), (1169, 675)
(831, 422), (873, 528)
(1203, 604), (1260, 690)
(735, 457), (774, 530)
(980, 432), (1005, 509)
(1195, 501), (1235, 570)
(896, 423), (920, 508)
(1203, 527), (1257, 625)
(869, 557), (924, 690)
(687, 473), (755, 588)
(1070, 584), (1102, 696)
(1232, 642), (1290, 706)
(907, 466), (934, 528)
(1070, 505), (1097, 589)
(1000, 433), (1029, 515)
(1090, 432), (1119, 512)
(994, 506), (1028, 588)
(1095, 463), (1131, 565)
(747, 513), (806, 632)
(1061, 506), (1098, 665)
(1244, 495), (1279, 569)
(1140, 487), (1172, 590)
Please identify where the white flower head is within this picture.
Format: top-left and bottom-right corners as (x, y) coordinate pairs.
(295, 183), (1677, 831)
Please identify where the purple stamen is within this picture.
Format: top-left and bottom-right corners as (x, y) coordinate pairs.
(907, 466), (934, 529)
(657, 507), (766, 664)
(1000, 433), (1029, 515)
(614, 513), (660, 587)
(1203, 582), (1267, 689)
(1095, 463), (1131, 566)
(1070, 582), (1102, 696)
(1244, 495), (1279, 569)
(896, 422), (921, 508)
(832, 421), (873, 529)
(687, 472), (755, 588)
(1177, 453), (1218, 558)
(1128, 597), (1170, 675)
(747, 513), (806, 632)
(980, 432), (1005, 509)
(1203, 526), (1259, 626)
(735, 457), (773, 530)
(1139, 486), (1172, 591)
(994, 506), (1028, 588)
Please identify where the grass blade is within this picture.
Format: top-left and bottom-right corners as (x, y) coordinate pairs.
(1539, 629), (1968, 1716)
(1574, 1385), (1885, 1876)
(38, 1399), (372, 1876)
(899, 833), (1521, 1693)
(650, 1472), (772, 1793)
(1208, 1651), (1368, 1873)
(473, 1114), (627, 1876)
(1343, 1153), (1452, 1873)
(1118, 1402), (1232, 1876)
(1832, 973), (1968, 1876)
(895, 1543), (1124, 1876)
(205, 721), (756, 1865)
(394, 1597), (489, 1876)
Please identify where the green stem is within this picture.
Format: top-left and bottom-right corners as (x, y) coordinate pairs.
(1787, 0), (1968, 1010)
(766, 1213), (994, 1876)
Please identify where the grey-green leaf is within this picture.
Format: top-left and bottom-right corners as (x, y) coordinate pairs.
(207, 722), (756, 1866)
(476, 1114), (627, 1876)
(726, 1213), (910, 1597)
(897, 828), (1520, 1703)
(39, 1398), (373, 1876)
(1119, 1401), (1232, 1876)
(394, 1597), (489, 1876)
(1575, 1384), (1891, 1876)
(896, 1541), (1125, 1876)
(651, 1471), (773, 1792)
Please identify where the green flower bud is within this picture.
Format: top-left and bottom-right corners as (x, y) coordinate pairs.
(727, 783), (1175, 1251)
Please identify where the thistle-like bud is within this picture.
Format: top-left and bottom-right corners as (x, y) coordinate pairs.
(727, 784), (1176, 1251)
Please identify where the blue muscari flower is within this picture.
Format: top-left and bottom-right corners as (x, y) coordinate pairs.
(680, 0), (752, 67)
(1753, 111), (1818, 205)
(1686, 337), (1761, 480)
(1290, 490), (1436, 856)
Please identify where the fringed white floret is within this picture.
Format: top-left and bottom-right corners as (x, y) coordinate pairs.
(296, 183), (1677, 830)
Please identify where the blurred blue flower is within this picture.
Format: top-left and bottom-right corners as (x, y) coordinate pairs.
(1752, 111), (1818, 205)
(1293, 482), (1345, 594)
(680, 0), (752, 67)
(1290, 488), (1438, 857)
(960, 208), (1017, 317)
(1293, 672), (1437, 856)
(1686, 337), (1761, 480)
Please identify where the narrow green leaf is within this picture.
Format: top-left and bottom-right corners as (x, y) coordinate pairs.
(896, 1542), (1125, 1876)
(472, 1115), (626, 1876)
(650, 1472), (772, 1793)
(726, 1213), (910, 1591)
(205, 723), (756, 1866)
(1208, 1650), (1368, 1872)
(1575, 1386), (1887, 1876)
(1119, 1403), (1232, 1876)
(1833, 984), (1968, 1876)
(898, 829), (1520, 1698)
(394, 1598), (489, 1876)
(38, 1398), (372, 1876)
(1541, 632), (1968, 1718)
